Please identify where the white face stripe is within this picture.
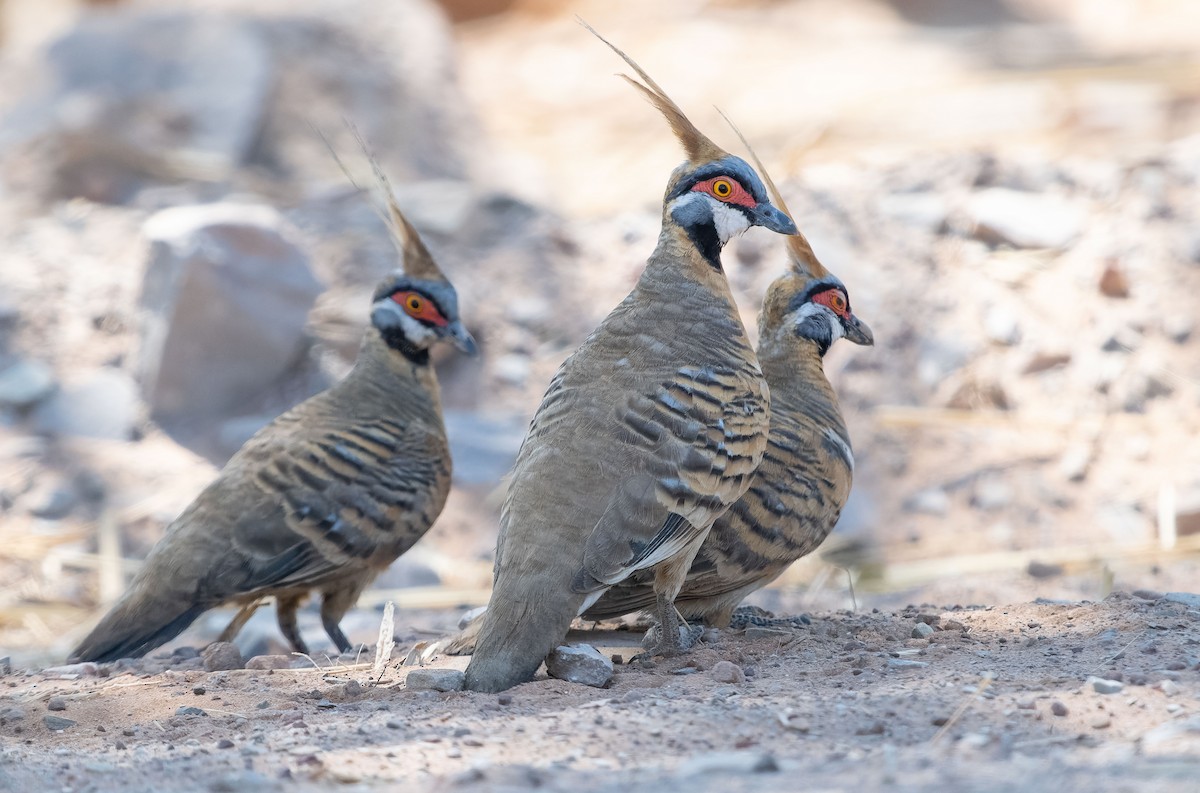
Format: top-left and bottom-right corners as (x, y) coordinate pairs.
(709, 199), (751, 244)
(373, 299), (438, 347)
(793, 302), (844, 342)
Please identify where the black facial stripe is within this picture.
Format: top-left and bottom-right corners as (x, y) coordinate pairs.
(379, 326), (431, 365)
(686, 222), (722, 271)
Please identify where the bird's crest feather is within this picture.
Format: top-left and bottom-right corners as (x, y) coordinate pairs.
(717, 109), (830, 281)
(579, 19), (728, 165)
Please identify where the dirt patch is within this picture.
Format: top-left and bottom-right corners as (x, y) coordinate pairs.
(2, 594), (1197, 791)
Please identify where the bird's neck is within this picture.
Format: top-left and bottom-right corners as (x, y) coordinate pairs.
(757, 337), (847, 435)
(644, 222), (735, 295)
(340, 331), (444, 425)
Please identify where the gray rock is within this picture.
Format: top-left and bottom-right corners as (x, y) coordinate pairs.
(0, 360), (56, 408)
(443, 411), (527, 486)
(1057, 443), (1093, 482)
(971, 476), (1014, 511)
(244, 655), (292, 671)
(44, 715), (76, 730)
(138, 204), (321, 422)
(905, 488), (949, 516)
(0, 12), (270, 203)
(46, 696), (67, 711)
(33, 368), (140, 440)
(1090, 677), (1124, 694)
(877, 192), (948, 233)
(1162, 314), (1194, 343)
(175, 706), (207, 717)
(1163, 592), (1200, 609)
(968, 188), (1085, 249)
(42, 662), (98, 678)
(1050, 700), (1069, 716)
(887, 658), (929, 669)
(912, 623), (936, 639)
(201, 642), (244, 672)
(545, 643), (613, 688)
(678, 751), (779, 776)
(709, 661), (745, 684)
(405, 668), (465, 692)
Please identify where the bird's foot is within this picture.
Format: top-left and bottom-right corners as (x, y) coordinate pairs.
(728, 605), (812, 631)
(637, 621), (704, 658)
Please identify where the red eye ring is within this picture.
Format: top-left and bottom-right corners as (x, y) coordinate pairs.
(813, 289), (850, 318)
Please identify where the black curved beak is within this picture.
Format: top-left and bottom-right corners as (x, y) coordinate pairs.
(446, 320), (478, 356)
(844, 314), (874, 346)
(747, 202), (798, 235)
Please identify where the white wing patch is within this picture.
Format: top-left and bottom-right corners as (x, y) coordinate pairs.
(825, 427), (854, 473)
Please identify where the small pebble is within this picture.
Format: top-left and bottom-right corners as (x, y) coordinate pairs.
(217, 739), (235, 749)
(46, 697), (67, 712)
(1090, 677), (1124, 694)
(175, 706), (207, 717)
(1051, 701), (1069, 717)
(201, 642), (244, 672)
(1156, 680), (1181, 696)
(710, 660), (745, 684)
(911, 623), (936, 639)
(497, 694), (513, 706)
(1091, 716), (1112, 730)
(244, 654), (291, 671)
(192, 686), (206, 695)
(887, 658), (929, 669)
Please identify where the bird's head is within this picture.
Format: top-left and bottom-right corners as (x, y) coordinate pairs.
(370, 270), (476, 359)
(760, 272), (873, 356)
(327, 128), (478, 362)
(718, 113), (872, 356)
(582, 21), (796, 266)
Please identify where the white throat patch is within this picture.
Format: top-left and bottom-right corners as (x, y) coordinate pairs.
(709, 199), (751, 243)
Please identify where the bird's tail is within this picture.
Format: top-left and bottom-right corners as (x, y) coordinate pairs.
(69, 585), (206, 664)
(438, 613), (484, 656)
(464, 577), (583, 692)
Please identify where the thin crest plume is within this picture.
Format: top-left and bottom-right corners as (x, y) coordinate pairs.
(578, 18), (726, 165)
(716, 109), (829, 281)
(314, 121), (446, 283)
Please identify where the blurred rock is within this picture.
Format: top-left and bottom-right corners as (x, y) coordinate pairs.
(33, 368), (139, 440)
(905, 488), (949, 516)
(138, 203), (321, 423)
(967, 188), (1084, 249)
(25, 477), (78, 520)
(877, 192), (948, 233)
(971, 476), (1013, 511)
(443, 410), (527, 486)
(372, 555), (442, 589)
(0, 12), (271, 203)
(202, 642), (244, 672)
(1021, 351), (1071, 375)
(545, 643), (612, 688)
(244, 655), (291, 671)
(983, 305), (1021, 345)
(1162, 314), (1193, 344)
(0, 360), (55, 409)
(1057, 443), (1094, 483)
(1098, 261), (1130, 298)
(917, 337), (974, 387)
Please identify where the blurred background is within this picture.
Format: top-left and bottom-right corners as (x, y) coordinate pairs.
(1, 0), (1198, 666)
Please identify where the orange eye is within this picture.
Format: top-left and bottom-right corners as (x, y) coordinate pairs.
(404, 295), (424, 315)
(830, 293), (847, 312)
(712, 179), (733, 198)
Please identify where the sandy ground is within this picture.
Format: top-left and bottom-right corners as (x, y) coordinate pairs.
(2, 594), (1199, 792)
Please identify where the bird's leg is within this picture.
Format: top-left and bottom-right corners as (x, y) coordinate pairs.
(320, 586), (360, 654)
(275, 593), (310, 656)
(217, 599), (265, 644)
